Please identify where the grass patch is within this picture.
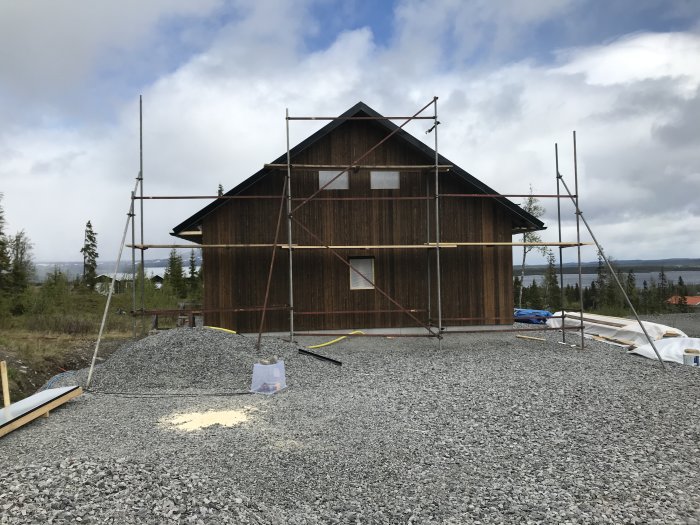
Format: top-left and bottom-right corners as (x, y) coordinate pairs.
(0, 329), (132, 401)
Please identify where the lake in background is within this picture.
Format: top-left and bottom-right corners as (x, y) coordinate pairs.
(524, 271), (700, 288)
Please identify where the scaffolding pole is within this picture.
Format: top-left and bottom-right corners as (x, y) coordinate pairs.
(291, 98), (437, 214)
(87, 181), (139, 388)
(573, 132), (585, 350)
(256, 178), (288, 350)
(291, 216), (437, 336)
(121, 97), (616, 356)
(557, 151), (667, 370)
(431, 97), (443, 347)
(556, 144), (566, 344)
(130, 191), (136, 339)
(138, 95), (145, 335)
(286, 108), (295, 342)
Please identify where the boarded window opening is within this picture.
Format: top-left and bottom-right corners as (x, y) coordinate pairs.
(370, 171), (400, 189)
(349, 257), (375, 290)
(319, 170), (349, 190)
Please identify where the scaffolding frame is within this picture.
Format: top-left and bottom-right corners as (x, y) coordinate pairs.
(126, 97), (592, 345)
(85, 95), (670, 385)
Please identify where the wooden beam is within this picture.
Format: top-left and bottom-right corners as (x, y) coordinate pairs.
(130, 241), (589, 250)
(1, 361), (10, 408)
(265, 163), (452, 170)
(451, 242), (591, 247)
(0, 386), (82, 438)
(516, 335), (547, 342)
(129, 243), (460, 250)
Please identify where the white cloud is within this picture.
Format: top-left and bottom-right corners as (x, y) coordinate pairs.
(555, 32), (700, 93)
(1, 2), (699, 269)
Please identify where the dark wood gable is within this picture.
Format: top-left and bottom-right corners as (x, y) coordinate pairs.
(173, 103), (544, 332)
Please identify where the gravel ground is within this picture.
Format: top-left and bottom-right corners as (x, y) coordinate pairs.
(2, 325), (699, 524)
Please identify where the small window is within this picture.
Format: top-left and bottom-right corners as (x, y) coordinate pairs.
(349, 257), (375, 290)
(370, 171), (400, 189)
(319, 170), (349, 190)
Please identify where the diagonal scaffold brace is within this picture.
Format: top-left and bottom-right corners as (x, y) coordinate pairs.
(86, 178), (141, 388)
(557, 133), (667, 370)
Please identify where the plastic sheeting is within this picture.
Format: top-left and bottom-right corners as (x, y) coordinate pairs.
(546, 311), (687, 347)
(629, 337), (700, 365)
(514, 309), (552, 324)
(1, 386), (81, 437)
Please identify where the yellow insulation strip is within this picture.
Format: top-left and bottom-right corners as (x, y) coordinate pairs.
(307, 330), (365, 349)
(205, 326), (238, 334)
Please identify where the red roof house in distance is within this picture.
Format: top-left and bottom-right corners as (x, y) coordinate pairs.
(666, 296), (700, 307)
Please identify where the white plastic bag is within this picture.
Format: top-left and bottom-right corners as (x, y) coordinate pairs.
(251, 360), (287, 394)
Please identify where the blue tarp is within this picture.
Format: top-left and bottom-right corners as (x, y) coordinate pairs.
(514, 308), (553, 324)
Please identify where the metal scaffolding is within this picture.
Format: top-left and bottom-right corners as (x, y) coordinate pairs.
(126, 97), (592, 344)
(91, 95), (678, 379)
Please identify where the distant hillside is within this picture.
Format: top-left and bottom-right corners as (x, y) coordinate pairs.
(33, 256), (700, 281)
(34, 253), (203, 281)
(522, 258), (700, 275)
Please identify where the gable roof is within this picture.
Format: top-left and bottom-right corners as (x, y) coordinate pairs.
(172, 101), (545, 239)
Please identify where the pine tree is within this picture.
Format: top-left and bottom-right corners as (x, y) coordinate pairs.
(164, 249), (186, 298)
(625, 270), (638, 309)
(217, 184), (224, 197)
(518, 186), (547, 308)
(523, 279), (542, 309)
(80, 220), (99, 289)
(657, 269), (669, 311)
(188, 249), (199, 295)
(513, 276), (522, 308)
(7, 230), (34, 295)
(541, 249), (561, 310)
(640, 280), (650, 313)
(676, 276), (689, 312)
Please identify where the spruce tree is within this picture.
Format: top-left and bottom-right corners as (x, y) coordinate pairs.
(625, 270), (638, 309)
(7, 230), (34, 295)
(188, 249), (198, 296)
(657, 269), (669, 311)
(676, 276), (688, 312)
(80, 220), (99, 289)
(541, 249), (561, 310)
(164, 249), (186, 299)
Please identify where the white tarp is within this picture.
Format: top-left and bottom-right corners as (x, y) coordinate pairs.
(629, 337), (700, 365)
(546, 311), (687, 347)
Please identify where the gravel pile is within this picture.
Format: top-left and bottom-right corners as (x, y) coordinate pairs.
(3, 324), (700, 524)
(49, 328), (333, 393)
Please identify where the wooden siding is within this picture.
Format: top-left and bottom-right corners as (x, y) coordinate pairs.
(202, 120), (515, 332)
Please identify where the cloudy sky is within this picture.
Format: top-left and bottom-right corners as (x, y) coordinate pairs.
(1, 0), (699, 266)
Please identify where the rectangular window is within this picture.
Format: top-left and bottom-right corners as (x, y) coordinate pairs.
(370, 171), (400, 189)
(319, 170), (349, 190)
(349, 257), (375, 290)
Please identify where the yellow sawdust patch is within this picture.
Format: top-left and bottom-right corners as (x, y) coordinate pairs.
(160, 408), (252, 432)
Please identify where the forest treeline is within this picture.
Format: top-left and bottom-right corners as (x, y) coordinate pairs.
(0, 194), (202, 332)
(515, 251), (698, 315)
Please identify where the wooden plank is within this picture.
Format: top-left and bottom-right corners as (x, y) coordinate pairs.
(451, 242), (590, 247)
(265, 163), (452, 170)
(516, 335), (547, 342)
(1, 361), (10, 407)
(0, 386), (82, 438)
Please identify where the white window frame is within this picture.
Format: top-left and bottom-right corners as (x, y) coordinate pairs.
(319, 170), (349, 190)
(349, 257), (375, 290)
(370, 170), (400, 190)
